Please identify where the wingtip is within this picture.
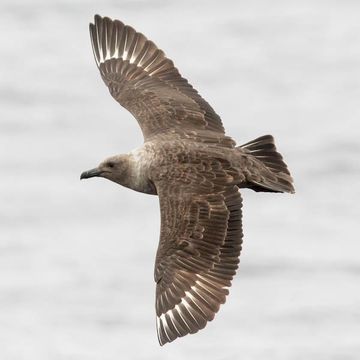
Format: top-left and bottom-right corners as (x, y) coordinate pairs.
(94, 13), (102, 22)
(90, 14), (100, 26)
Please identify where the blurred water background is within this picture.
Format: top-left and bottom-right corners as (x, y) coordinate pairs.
(1, 0), (359, 359)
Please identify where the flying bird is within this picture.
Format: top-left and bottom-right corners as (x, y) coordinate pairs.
(81, 15), (294, 346)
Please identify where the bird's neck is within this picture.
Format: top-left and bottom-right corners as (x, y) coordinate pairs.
(115, 152), (157, 195)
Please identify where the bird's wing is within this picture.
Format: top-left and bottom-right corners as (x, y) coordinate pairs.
(154, 170), (243, 345)
(89, 15), (226, 141)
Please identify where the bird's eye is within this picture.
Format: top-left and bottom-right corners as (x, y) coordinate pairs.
(108, 162), (114, 168)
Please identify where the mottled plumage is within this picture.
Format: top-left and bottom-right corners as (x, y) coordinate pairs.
(81, 15), (294, 346)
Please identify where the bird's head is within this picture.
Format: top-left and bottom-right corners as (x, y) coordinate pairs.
(80, 155), (129, 185)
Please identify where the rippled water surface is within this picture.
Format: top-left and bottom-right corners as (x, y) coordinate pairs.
(1, 1), (359, 359)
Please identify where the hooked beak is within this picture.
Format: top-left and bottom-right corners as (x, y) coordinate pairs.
(80, 167), (103, 180)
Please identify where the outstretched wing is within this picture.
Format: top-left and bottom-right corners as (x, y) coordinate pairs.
(154, 181), (243, 345)
(89, 15), (226, 141)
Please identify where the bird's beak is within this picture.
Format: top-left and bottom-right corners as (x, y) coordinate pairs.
(80, 167), (103, 180)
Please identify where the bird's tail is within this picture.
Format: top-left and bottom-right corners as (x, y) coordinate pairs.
(238, 135), (295, 194)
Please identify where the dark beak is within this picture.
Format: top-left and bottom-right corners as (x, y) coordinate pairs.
(80, 167), (103, 180)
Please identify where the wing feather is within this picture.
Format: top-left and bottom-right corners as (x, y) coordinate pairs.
(89, 15), (226, 141)
(154, 183), (243, 345)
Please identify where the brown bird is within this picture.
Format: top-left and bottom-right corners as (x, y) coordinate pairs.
(81, 15), (294, 346)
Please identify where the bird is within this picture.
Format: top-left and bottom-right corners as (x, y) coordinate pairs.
(81, 15), (294, 346)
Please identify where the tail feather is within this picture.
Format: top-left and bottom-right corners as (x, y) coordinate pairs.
(238, 135), (295, 194)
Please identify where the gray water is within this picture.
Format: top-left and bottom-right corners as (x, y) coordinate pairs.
(1, 1), (359, 359)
